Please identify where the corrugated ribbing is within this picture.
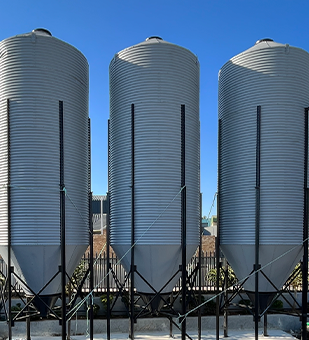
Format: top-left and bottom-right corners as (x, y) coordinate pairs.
(109, 40), (200, 247)
(219, 42), (309, 245)
(0, 32), (89, 246)
(0, 98), (8, 244)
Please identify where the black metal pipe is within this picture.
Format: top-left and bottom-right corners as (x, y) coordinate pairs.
(216, 119), (222, 340)
(198, 193), (202, 340)
(89, 192), (93, 340)
(133, 267), (182, 319)
(59, 100), (66, 340)
(135, 267), (180, 295)
(264, 313), (268, 337)
(223, 259), (228, 337)
(0, 273), (8, 321)
(255, 105), (261, 340)
(302, 107), (309, 340)
(107, 119), (111, 340)
(181, 104), (186, 340)
(130, 103), (135, 340)
(106, 193), (111, 340)
(16, 270), (60, 305)
(26, 296), (31, 340)
(169, 317), (194, 340)
(7, 99), (12, 340)
(88, 118), (93, 340)
(259, 269), (298, 317)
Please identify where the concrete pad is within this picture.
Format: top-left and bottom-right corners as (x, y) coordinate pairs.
(14, 329), (295, 339)
(6, 314), (301, 338)
(7, 315), (300, 340)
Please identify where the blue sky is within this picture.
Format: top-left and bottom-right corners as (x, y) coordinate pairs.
(1, 0), (309, 217)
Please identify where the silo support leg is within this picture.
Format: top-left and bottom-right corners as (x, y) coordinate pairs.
(302, 108), (309, 340)
(130, 103), (135, 340)
(223, 259), (228, 338)
(181, 104), (187, 340)
(263, 313), (268, 337)
(26, 297), (31, 340)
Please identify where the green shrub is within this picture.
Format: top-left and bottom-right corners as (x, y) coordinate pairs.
(271, 299), (283, 310)
(203, 299), (216, 315)
(11, 303), (22, 312)
(66, 260), (87, 295)
(100, 294), (113, 309)
(92, 303), (100, 316)
(120, 291), (130, 307)
(207, 266), (238, 287)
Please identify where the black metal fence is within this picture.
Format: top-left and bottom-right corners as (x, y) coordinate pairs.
(0, 251), (218, 294)
(0, 252), (301, 294)
(79, 251), (218, 293)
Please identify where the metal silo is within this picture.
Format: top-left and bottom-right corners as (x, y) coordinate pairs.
(218, 39), (309, 308)
(0, 29), (89, 310)
(109, 37), (200, 299)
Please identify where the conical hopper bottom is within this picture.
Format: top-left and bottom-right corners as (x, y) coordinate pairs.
(112, 244), (198, 294)
(31, 294), (59, 318)
(245, 291), (276, 314)
(221, 244), (302, 293)
(140, 293), (170, 314)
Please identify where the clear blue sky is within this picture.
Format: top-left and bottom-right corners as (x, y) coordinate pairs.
(1, 0), (308, 217)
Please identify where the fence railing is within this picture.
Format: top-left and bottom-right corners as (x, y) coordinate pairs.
(78, 251), (218, 293)
(0, 251), (218, 294)
(0, 251), (302, 294)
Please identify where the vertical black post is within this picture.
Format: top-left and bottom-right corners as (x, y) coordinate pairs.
(216, 119), (222, 340)
(89, 196), (93, 340)
(59, 101), (66, 340)
(130, 104), (135, 339)
(107, 119), (111, 340)
(223, 259), (228, 337)
(106, 193), (111, 340)
(198, 193), (202, 340)
(7, 99), (12, 340)
(302, 107), (309, 340)
(26, 296), (31, 340)
(215, 243), (220, 340)
(255, 105), (261, 340)
(181, 104), (186, 340)
(263, 313), (268, 337)
(88, 118), (94, 340)
(88, 197), (94, 339)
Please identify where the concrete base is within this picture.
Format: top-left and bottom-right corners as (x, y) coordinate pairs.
(3, 314), (301, 338)
(10, 329), (297, 340)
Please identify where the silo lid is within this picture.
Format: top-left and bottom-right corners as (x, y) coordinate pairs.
(242, 39), (286, 54)
(146, 36), (163, 41)
(32, 28), (52, 36)
(255, 38), (274, 44)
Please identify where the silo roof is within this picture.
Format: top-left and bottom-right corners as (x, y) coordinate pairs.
(243, 39), (286, 53)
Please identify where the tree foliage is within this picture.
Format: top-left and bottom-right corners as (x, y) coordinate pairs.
(206, 266), (238, 287)
(66, 260), (88, 295)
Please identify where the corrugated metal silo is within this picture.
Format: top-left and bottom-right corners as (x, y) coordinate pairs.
(109, 37), (200, 297)
(0, 29), (89, 308)
(218, 39), (309, 306)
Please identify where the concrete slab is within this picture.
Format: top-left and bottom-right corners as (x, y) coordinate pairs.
(5, 314), (302, 338)
(6, 315), (300, 340)
(12, 329), (296, 340)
